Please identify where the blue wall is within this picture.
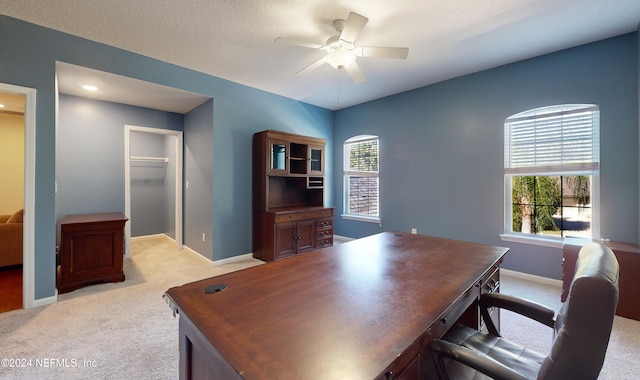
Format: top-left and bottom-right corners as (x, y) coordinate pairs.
(333, 33), (639, 279)
(0, 16), (333, 300)
(1, 13), (637, 300)
(184, 100), (213, 258)
(57, 95), (183, 235)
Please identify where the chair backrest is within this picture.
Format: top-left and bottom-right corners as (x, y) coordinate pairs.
(538, 242), (619, 380)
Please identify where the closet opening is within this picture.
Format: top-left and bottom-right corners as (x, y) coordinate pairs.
(124, 125), (183, 257)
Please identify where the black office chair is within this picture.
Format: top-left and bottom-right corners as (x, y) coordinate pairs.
(430, 242), (619, 380)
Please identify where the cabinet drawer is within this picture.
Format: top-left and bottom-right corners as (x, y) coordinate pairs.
(317, 228), (333, 238)
(316, 237), (333, 248)
(274, 208), (333, 223)
(316, 217), (333, 229)
(428, 284), (479, 339)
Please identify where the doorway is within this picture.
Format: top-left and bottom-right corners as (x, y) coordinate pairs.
(124, 125), (183, 256)
(0, 83), (36, 311)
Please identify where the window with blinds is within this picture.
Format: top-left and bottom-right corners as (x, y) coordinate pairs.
(503, 105), (600, 241)
(343, 135), (380, 221)
(505, 104), (599, 174)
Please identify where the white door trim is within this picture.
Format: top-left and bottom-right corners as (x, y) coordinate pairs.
(124, 125), (183, 256)
(0, 83), (36, 309)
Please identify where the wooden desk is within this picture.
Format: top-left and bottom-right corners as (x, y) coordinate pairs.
(165, 232), (508, 379)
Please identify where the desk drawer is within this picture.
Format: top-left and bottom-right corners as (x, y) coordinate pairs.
(480, 266), (500, 332)
(481, 266), (500, 294)
(274, 208), (333, 223)
(428, 284), (479, 339)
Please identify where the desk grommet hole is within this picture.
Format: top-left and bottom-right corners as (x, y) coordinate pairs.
(204, 284), (228, 294)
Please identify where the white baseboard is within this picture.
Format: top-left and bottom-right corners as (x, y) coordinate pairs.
(213, 253), (257, 266)
(177, 242), (257, 266)
(333, 234), (355, 243)
(182, 245), (214, 264)
(131, 233), (173, 241)
(501, 269), (562, 287)
(32, 293), (58, 308)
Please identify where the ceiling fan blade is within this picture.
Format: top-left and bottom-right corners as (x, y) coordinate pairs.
(344, 62), (366, 84)
(359, 46), (409, 59)
(339, 12), (368, 44)
(275, 37), (324, 50)
(295, 57), (327, 76)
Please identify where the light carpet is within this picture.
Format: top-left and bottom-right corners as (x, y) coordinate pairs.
(0, 235), (263, 379)
(0, 235), (638, 379)
(500, 271), (640, 380)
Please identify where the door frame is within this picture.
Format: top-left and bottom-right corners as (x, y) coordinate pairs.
(0, 83), (36, 309)
(124, 125), (183, 256)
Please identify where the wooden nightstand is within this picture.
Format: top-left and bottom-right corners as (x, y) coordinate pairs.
(57, 213), (128, 294)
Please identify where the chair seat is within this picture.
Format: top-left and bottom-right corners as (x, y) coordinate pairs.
(441, 325), (546, 380)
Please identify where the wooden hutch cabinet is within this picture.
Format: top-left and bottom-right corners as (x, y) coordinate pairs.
(253, 130), (333, 261)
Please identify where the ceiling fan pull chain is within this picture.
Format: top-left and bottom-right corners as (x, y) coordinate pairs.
(336, 69), (341, 109)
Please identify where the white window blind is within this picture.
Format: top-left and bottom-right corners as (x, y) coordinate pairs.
(344, 135), (379, 218)
(505, 105), (599, 174)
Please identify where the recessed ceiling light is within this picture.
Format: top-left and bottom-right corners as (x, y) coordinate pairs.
(82, 85), (99, 91)
(0, 104), (5, 108)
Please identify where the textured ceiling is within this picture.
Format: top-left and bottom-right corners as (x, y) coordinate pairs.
(1, 1), (640, 111)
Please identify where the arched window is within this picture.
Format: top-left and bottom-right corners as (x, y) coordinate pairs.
(503, 104), (600, 245)
(343, 135), (380, 222)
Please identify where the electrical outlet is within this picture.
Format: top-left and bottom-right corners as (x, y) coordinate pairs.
(411, 228), (417, 234)
(202, 233), (206, 242)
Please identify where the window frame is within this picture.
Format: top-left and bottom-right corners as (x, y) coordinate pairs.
(342, 135), (381, 223)
(501, 105), (600, 247)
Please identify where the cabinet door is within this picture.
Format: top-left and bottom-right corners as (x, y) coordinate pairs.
(275, 222), (296, 258)
(269, 139), (289, 175)
(308, 145), (324, 175)
(296, 220), (315, 253)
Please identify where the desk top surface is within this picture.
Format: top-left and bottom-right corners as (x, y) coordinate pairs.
(165, 232), (508, 379)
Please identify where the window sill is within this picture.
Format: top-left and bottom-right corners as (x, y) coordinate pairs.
(341, 214), (381, 224)
(499, 233), (564, 249)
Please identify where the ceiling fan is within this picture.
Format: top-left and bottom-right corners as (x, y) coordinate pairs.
(276, 12), (409, 84)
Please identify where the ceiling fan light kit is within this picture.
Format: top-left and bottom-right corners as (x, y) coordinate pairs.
(325, 48), (356, 69)
(277, 12), (409, 84)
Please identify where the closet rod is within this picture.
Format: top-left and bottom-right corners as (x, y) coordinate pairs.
(130, 156), (168, 163)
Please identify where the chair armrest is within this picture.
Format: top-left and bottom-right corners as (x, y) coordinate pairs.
(430, 339), (529, 380)
(480, 292), (556, 335)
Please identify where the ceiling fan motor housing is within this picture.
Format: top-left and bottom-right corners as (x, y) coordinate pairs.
(332, 19), (346, 33)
